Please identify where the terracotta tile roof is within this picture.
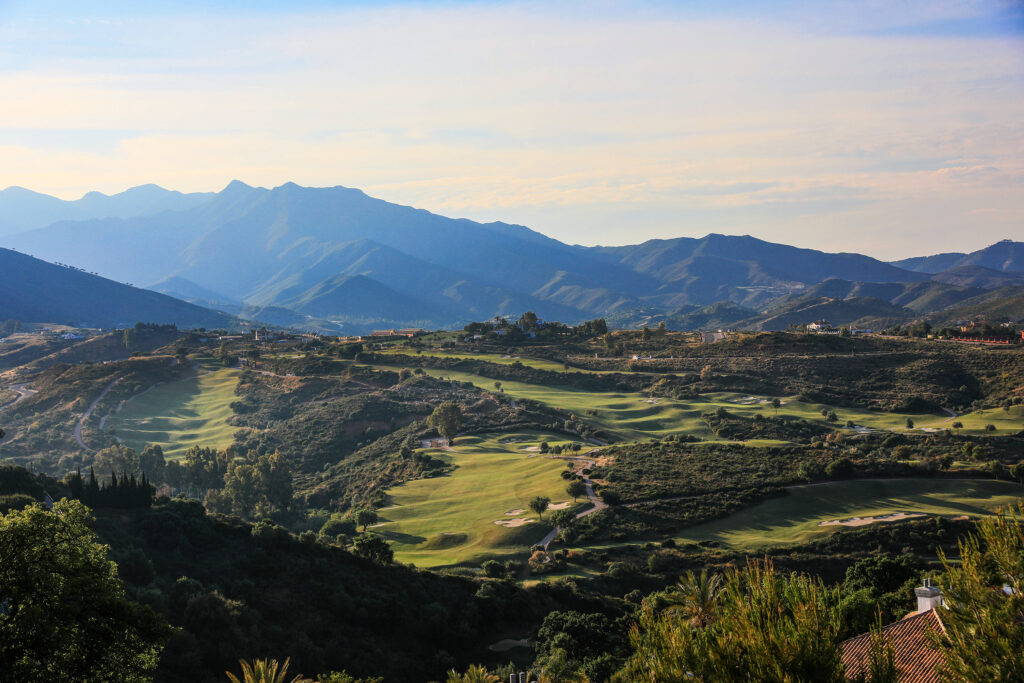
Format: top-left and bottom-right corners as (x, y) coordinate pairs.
(841, 609), (945, 683)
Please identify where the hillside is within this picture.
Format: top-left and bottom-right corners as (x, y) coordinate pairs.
(662, 301), (759, 330)
(923, 285), (1024, 326)
(892, 239), (1024, 274)
(737, 295), (913, 331)
(0, 248), (244, 329)
(930, 266), (1024, 289)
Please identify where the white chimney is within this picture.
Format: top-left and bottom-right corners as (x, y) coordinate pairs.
(915, 578), (943, 613)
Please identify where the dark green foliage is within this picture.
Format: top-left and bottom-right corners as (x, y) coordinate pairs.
(534, 610), (629, 681)
(931, 503), (1024, 681)
(84, 498), (557, 682)
(65, 468), (155, 509)
(352, 533), (393, 565)
(0, 500), (172, 681)
(702, 408), (831, 441)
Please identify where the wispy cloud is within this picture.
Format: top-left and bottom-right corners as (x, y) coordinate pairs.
(0, 0), (1021, 258)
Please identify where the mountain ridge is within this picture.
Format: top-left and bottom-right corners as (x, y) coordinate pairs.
(2, 181), (1022, 331)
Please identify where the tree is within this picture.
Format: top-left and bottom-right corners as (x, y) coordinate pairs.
(352, 533), (393, 565)
(641, 326), (651, 342)
(0, 499), (171, 681)
(985, 423), (996, 432)
(518, 311), (539, 331)
(771, 398), (781, 414)
(529, 496), (551, 520)
(535, 610), (623, 681)
(428, 401), (463, 446)
(446, 664), (499, 683)
(905, 417), (915, 429)
(952, 421), (963, 434)
(355, 508), (378, 532)
(481, 560), (505, 578)
(225, 657), (315, 683)
(616, 562), (844, 682)
(566, 479), (587, 502)
(664, 569), (723, 628)
(214, 452), (293, 519)
(930, 502), (1024, 681)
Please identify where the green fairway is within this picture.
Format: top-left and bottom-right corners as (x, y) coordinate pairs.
(375, 431), (580, 568)
(105, 367), (240, 458)
(376, 348), (581, 373)
(669, 478), (1023, 549)
(375, 362), (1022, 441)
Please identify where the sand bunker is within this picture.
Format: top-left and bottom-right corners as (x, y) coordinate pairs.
(505, 508), (526, 516)
(548, 501), (571, 510)
(488, 638), (531, 652)
(494, 517), (533, 528)
(521, 446), (541, 452)
(819, 512), (925, 527)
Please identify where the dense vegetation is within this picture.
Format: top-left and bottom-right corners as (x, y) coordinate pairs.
(3, 322), (1024, 682)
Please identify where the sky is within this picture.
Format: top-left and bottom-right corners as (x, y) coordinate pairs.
(0, 0), (1022, 259)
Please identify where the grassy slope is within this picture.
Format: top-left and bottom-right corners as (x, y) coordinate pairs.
(375, 431), (577, 568)
(671, 478), (1023, 549)
(375, 348), (582, 373)
(104, 366), (240, 458)
(379, 364), (1024, 441)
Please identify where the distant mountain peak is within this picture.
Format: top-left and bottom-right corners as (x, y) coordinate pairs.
(222, 179), (255, 192)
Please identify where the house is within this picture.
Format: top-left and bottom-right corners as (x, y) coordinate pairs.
(840, 579), (945, 682)
(60, 332), (84, 340)
(807, 320), (832, 332)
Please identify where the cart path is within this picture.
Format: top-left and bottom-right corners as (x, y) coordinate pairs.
(73, 378), (121, 452)
(2, 382), (38, 408)
(536, 448), (609, 549)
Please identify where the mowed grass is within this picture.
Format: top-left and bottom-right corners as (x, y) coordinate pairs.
(105, 367), (240, 459)
(669, 479), (1023, 549)
(376, 348), (580, 373)
(375, 431), (578, 568)
(376, 363), (1024, 441)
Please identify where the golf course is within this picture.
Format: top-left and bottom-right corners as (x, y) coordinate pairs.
(378, 363), (1024, 441)
(104, 366), (240, 458)
(374, 431), (582, 567)
(668, 478), (1023, 549)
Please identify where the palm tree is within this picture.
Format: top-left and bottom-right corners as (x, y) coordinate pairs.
(664, 569), (723, 627)
(225, 658), (315, 683)
(446, 664), (499, 682)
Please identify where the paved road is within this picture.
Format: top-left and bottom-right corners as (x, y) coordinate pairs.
(73, 378), (121, 452)
(2, 383), (38, 407)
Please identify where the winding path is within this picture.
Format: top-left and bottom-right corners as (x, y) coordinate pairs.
(2, 383), (38, 407)
(73, 378), (121, 452)
(536, 448), (608, 549)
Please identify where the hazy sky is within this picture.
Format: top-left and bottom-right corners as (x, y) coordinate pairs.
(1, 0), (1022, 258)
